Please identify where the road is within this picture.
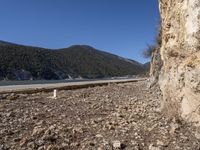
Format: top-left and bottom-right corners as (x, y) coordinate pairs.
(0, 78), (146, 94)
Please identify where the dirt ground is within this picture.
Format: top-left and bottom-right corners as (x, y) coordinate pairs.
(0, 80), (200, 150)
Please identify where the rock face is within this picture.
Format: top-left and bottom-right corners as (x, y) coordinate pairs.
(158, 0), (200, 124)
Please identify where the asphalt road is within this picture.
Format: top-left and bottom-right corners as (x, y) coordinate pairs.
(0, 78), (146, 94)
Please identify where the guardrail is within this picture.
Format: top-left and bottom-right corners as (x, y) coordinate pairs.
(0, 78), (147, 94)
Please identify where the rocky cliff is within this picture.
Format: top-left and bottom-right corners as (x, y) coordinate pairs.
(157, 0), (200, 124)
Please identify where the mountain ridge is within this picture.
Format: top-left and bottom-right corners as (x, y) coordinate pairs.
(0, 40), (148, 80)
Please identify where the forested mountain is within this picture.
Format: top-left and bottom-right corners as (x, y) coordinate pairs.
(0, 40), (147, 80)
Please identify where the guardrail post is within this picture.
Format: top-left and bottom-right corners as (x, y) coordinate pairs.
(53, 89), (57, 99)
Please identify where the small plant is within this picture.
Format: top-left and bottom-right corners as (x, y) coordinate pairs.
(142, 44), (157, 58)
(142, 21), (162, 59)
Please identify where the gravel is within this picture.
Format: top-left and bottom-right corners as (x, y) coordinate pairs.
(0, 81), (200, 150)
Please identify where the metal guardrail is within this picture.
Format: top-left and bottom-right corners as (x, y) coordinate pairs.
(0, 78), (147, 94)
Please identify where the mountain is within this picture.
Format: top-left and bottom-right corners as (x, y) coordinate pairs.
(0, 40), (147, 80)
(143, 62), (150, 70)
(0, 40), (18, 46)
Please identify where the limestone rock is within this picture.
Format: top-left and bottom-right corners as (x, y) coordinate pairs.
(157, 0), (200, 124)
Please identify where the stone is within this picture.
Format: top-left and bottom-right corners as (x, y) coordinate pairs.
(27, 142), (35, 148)
(149, 144), (161, 150)
(157, 140), (167, 147)
(195, 131), (200, 140)
(70, 142), (80, 147)
(36, 120), (45, 125)
(38, 146), (44, 150)
(19, 138), (27, 146)
(61, 143), (68, 147)
(169, 122), (179, 135)
(46, 145), (53, 150)
(96, 134), (103, 138)
(97, 147), (104, 150)
(32, 126), (45, 136)
(113, 140), (121, 149)
(36, 139), (44, 146)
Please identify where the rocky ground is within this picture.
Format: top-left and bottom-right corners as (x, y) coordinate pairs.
(0, 80), (200, 150)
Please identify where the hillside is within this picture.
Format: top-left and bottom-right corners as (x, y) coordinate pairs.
(0, 41), (146, 80)
(0, 40), (18, 46)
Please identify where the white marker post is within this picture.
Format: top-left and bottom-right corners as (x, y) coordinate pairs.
(53, 89), (57, 99)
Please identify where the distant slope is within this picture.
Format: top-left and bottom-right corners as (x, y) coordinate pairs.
(143, 62), (150, 70)
(0, 40), (18, 46)
(0, 41), (146, 80)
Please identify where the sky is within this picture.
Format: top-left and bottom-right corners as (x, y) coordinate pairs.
(0, 0), (160, 63)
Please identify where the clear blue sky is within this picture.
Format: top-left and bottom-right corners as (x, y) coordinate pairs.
(0, 0), (160, 63)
